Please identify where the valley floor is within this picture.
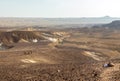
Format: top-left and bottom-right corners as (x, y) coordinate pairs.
(0, 27), (120, 81)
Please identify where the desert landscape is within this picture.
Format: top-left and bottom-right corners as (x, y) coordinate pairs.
(1, 0), (120, 81)
(0, 20), (120, 81)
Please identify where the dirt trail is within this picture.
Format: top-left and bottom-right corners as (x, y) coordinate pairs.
(100, 63), (120, 81)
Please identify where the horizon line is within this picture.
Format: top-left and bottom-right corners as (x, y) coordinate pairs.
(0, 16), (120, 18)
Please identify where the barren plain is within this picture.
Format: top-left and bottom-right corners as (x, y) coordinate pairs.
(0, 26), (120, 81)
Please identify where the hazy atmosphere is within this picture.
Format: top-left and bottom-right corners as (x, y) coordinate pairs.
(0, 0), (120, 81)
(0, 0), (120, 17)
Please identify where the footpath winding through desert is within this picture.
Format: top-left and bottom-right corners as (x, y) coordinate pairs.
(100, 63), (120, 81)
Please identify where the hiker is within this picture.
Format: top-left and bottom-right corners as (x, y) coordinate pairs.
(103, 62), (114, 67)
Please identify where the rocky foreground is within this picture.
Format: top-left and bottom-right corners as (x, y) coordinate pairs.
(0, 61), (120, 81)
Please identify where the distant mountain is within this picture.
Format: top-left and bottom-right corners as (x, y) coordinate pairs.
(102, 20), (120, 29)
(0, 17), (120, 27)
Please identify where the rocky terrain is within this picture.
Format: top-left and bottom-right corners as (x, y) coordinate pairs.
(0, 25), (120, 81)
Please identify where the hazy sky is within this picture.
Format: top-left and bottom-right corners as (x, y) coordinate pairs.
(0, 0), (120, 17)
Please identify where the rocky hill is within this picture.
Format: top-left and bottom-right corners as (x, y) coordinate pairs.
(0, 31), (44, 44)
(103, 20), (120, 29)
(0, 30), (68, 45)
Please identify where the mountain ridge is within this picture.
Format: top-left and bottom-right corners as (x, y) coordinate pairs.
(0, 17), (120, 27)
